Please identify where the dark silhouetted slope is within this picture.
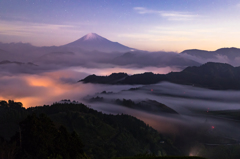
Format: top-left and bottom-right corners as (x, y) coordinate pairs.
(0, 100), (179, 159)
(80, 62), (240, 90)
(167, 62), (240, 89)
(121, 72), (167, 84)
(80, 73), (129, 84)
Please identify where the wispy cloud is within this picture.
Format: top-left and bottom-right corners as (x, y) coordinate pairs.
(134, 7), (199, 21)
(0, 20), (86, 46)
(0, 20), (82, 36)
(236, 2), (240, 7)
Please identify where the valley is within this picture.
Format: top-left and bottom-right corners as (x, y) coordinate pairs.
(0, 33), (240, 159)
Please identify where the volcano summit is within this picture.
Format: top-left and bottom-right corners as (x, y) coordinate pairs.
(64, 33), (135, 53)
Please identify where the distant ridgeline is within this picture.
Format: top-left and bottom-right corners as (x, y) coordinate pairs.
(0, 100), (181, 159)
(87, 97), (178, 115)
(80, 62), (240, 90)
(181, 47), (240, 60)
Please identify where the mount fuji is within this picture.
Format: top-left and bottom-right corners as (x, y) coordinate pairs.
(63, 33), (135, 53)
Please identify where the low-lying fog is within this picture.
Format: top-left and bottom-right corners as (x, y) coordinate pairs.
(1, 64), (240, 143)
(0, 65), (178, 108)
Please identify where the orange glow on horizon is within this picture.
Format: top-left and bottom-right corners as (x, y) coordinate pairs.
(0, 96), (42, 108)
(26, 76), (53, 87)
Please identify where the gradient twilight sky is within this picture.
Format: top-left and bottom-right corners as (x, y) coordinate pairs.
(1, 0), (240, 52)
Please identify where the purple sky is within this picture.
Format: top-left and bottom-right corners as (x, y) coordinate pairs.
(1, 0), (240, 52)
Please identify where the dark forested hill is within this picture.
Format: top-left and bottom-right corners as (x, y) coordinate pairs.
(167, 62), (240, 89)
(0, 100), (179, 159)
(81, 73), (129, 84)
(80, 62), (240, 90)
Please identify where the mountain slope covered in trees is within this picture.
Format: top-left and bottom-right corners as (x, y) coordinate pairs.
(0, 100), (179, 159)
(80, 62), (240, 90)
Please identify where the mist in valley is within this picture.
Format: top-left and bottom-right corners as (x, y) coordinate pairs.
(1, 39), (240, 158)
(1, 61), (240, 146)
(2, 1), (240, 158)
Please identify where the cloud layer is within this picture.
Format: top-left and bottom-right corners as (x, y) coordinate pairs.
(134, 7), (199, 21)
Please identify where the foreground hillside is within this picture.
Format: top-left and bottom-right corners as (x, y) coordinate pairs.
(0, 100), (180, 159)
(1, 100), (240, 158)
(114, 157), (206, 159)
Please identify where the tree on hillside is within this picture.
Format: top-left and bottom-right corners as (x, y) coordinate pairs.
(12, 114), (88, 159)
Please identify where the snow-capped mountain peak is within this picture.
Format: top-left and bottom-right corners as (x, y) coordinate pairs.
(82, 33), (104, 41)
(63, 32), (135, 52)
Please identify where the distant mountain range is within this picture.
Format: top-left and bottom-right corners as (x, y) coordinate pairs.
(181, 48), (240, 66)
(63, 33), (135, 53)
(181, 47), (240, 60)
(80, 62), (240, 90)
(0, 60), (36, 66)
(111, 51), (200, 67)
(1, 33), (240, 68)
(0, 49), (14, 61)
